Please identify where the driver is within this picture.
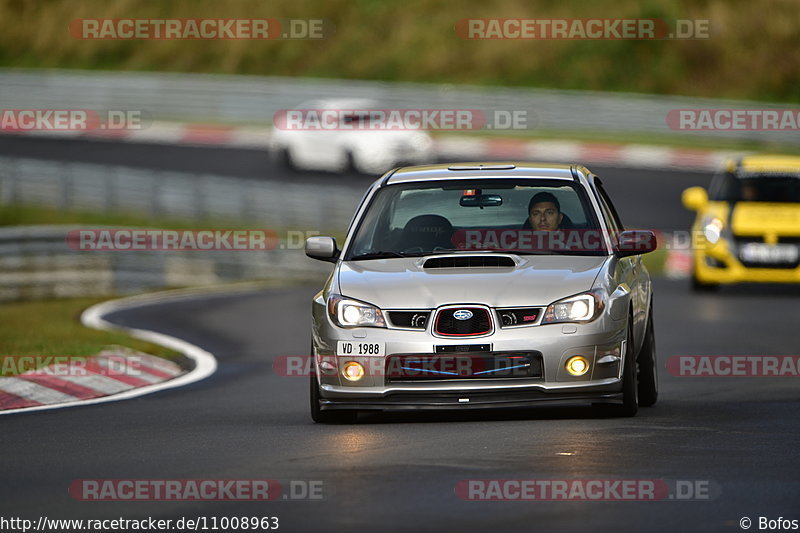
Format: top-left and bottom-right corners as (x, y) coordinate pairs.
(528, 192), (563, 231)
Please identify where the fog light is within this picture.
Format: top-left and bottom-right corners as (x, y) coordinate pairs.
(342, 361), (365, 381)
(565, 356), (590, 376)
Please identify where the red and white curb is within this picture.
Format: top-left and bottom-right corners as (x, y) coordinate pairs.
(0, 348), (183, 411)
(664, 249), (693, 279)
(1, 122), (739, 172)
(0, 289), (219, 415)
(434, 136), (738, 172)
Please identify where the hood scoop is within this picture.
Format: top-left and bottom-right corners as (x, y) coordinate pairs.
(422, 255), (516, 269)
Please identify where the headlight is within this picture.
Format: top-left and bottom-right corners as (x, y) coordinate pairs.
(542, 290), (604, 324)
(328, 294), (386, 328)
(702, 217), (724, 245)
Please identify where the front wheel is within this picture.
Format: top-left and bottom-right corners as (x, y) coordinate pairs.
(691, 269), (718, 292)
(637, 308), (658, 407)
(310, 373), (357, 424)
(618, 320), (639, 417)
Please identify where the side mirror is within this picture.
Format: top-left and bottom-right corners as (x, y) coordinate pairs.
(305, 236), (339, 263)
(682, 186), (708, 212)
(614, 230), (657, 257)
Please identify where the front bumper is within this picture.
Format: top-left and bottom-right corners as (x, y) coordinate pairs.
(319, 381), (624, 411)
(312, 298), (628, 410)
(694, 239), (800, 284)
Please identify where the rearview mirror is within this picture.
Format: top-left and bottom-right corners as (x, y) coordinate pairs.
(682, 186), (708, 211)
(305, 236), (339, 263)
(614, 230), (657, 257)
(459, 194), (503, 207)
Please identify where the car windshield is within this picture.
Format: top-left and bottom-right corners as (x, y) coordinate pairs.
(345, 178), (607, 259)
(710, 173), (800, 203)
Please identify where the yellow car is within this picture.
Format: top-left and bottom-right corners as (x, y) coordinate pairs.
(682, 155), (800, 290)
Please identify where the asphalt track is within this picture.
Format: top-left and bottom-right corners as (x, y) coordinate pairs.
(1, 136), (799, 532)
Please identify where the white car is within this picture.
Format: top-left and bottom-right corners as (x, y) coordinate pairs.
(271, 98), (434, 175)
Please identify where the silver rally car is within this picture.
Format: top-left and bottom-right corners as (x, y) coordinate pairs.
(306, 163), (658, 422)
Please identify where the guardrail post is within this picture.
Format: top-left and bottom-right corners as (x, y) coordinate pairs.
(59, 161), (72, 211)
(151, 172), (162, 218)
(194, 175), (207, 221)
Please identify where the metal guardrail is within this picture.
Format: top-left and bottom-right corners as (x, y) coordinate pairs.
(0, 224), (333, 301)
(0, 157), (363, 300)
(0, 156), (361, 229)
(1, 68), (797, 144)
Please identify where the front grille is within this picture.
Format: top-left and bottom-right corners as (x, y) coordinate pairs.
(435, 344), (491, 353)
(496, 307), (542, 327)
(423, 256), (516, 269)
(434, 307), (492, 336)
(387, 311), (431, 329)
(385, 352), (543, 382)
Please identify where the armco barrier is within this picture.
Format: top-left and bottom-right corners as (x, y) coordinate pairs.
(1, 69), (797, 144)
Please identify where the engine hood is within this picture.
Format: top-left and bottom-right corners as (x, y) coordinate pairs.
(731, 202), (800, 237)
(337, 255), (608, 309)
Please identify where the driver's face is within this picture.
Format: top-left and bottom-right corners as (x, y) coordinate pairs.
(529, 202), (563, 231)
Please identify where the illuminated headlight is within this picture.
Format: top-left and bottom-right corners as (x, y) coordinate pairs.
(542, 290), (604, 324)
(328, 294), (386, 328)
(565, 356), (590, 376)
(342, 361), (365, 381)
(702, 217), (724, 245)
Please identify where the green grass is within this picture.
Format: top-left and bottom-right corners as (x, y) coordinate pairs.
(641, 247), (668, 277)
(0, 0), (798, 102)
(0, 297), (180, 376)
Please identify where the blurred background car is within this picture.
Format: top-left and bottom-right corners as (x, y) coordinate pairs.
(682, 155), (800, 290)
(270, 98), (434, 174)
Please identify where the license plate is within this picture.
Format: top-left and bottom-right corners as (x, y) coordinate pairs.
(739, 243), (799, 263)
(336, 341), (385, 357)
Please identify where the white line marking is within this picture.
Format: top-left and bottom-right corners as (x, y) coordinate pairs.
(0, 287), (222, 415)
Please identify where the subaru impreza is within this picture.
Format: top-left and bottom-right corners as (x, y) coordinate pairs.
(306, 163), (658, 422)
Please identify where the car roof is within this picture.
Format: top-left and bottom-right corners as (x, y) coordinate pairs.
(297, 98), (379, 109)
(724, 155), (800, 177)
(384, 162), (586, 184)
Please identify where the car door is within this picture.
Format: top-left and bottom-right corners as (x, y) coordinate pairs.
(591, 176), (650, 352)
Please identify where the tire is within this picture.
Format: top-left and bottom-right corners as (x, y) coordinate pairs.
(346, 150), (373, 176)
(617, 318), (639, 417)
(275, 146), (299, 172)
(691, 266), (718, 292)
(310, 373), (357, 424)
(345, 150), (360, 174)
(637, 307), (658, 407)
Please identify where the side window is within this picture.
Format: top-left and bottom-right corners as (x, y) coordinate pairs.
(708, 172), (738, 201)
(591, 178), (624, 232)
